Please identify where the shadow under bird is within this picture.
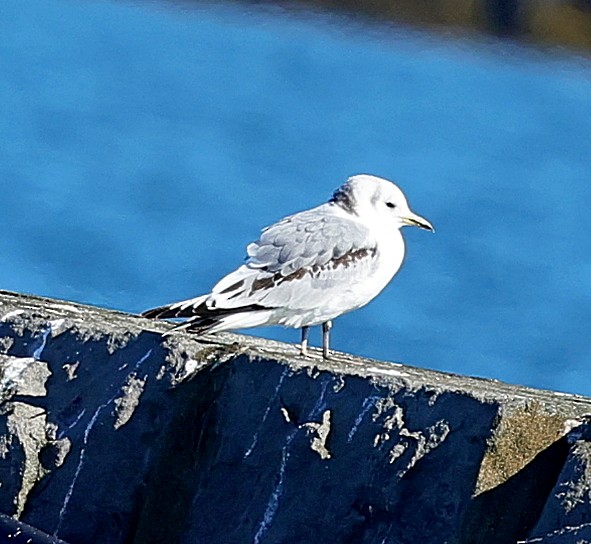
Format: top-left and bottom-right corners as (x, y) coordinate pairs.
(142, 174), (434, 359)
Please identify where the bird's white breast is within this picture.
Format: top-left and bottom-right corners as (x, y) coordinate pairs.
(343, 229), (405, 309)
(275, 228), (406, 328)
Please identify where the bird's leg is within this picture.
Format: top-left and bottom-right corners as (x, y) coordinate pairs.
(300, 326), (310, 357)
(322, 320), (333, 360)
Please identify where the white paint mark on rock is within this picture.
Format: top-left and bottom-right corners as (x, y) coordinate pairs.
(56, 402), (108, 535)
(254, 432), (296, 544)
(62, 362), (79, 381)
(371, 398), (451, 476)
(397, 420), (450, 475)
(183, 359), (199, 377)
(0, 310), (25, 322)
(302, 410), (332, 460)
(113, 373), (147, 430)
(332, 375), (345, 393)
(32, 327), (51, 360)
(0, 355), (50, 397)
(244, 367), (290, 459)
(366, 366), (407, 377)
(0, 355), (52, 516)
(348, 396), (380, 443)
(49, 318), (68, 337)
(280, 407), (292, 423)
(1, 357), (34, 391)
(8, 402), (48, 517)
(51, 304), (81, 313)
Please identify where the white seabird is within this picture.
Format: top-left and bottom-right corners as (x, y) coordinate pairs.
(142, 174), (434, 359)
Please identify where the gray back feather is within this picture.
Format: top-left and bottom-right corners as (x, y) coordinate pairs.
(206, 203), (380, 311)
(246, 206), (371, 275)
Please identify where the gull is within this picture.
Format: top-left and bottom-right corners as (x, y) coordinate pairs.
(142, 174), (434, 359)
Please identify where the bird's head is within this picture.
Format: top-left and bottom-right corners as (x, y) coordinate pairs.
(330, 174), (434, 232)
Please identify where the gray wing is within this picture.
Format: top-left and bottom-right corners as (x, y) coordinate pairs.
(209, 205), (379, 310)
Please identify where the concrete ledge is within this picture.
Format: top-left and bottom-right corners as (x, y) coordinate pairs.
(0, 290), (589, 543)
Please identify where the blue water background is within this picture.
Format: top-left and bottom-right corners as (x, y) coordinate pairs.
(2, 0), (591, 394)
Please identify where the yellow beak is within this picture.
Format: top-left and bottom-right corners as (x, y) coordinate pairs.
(401, 212), (434, 232)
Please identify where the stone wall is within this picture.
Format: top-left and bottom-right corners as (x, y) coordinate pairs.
(0, 290), (589, 543)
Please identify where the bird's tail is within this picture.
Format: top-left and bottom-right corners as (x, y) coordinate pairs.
(141, 296), (274, 335)
(141, 295), (209, 320)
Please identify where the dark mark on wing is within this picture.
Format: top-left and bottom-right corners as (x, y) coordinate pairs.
(250, 247), (376, 294)
(219, 279), (245, 294)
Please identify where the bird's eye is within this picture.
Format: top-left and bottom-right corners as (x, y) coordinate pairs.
(385, 202), (396, 209)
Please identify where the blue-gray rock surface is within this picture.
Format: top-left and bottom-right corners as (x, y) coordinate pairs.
(0, 290), (590, 544)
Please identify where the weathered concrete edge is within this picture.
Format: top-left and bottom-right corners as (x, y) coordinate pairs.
(2, 288), (591, 497)
(1, 289), (587, 411)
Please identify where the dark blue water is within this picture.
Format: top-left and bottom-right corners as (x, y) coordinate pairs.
(2, 0), (591, 394)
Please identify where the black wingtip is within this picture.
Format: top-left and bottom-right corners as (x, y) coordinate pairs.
(141, 305), (173, 319)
